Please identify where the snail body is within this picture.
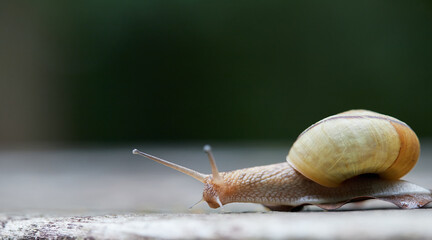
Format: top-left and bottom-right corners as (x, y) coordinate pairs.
(133, 110), (432, 211)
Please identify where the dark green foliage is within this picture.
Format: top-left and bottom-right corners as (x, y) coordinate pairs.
(35, 1), (432, 141)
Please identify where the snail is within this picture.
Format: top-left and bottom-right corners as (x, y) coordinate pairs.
(133, 110), (432, 211)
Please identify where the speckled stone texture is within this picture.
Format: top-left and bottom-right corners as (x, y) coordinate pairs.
(2, 210), (432, 239)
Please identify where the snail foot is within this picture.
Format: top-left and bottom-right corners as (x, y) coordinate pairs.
(378, 193), (432, 209)
(263, 193), (432, 212)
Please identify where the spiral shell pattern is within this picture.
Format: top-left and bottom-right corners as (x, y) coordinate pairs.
(287, 110), (420, 187)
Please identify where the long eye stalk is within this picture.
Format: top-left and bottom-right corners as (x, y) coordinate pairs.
(132, 149), (208, 183)
(203, 145), (223, 184)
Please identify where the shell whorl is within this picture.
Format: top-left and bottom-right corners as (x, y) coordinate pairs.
(286, 110), (420, 187)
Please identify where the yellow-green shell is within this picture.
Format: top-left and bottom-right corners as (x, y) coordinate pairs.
(286, 110), (420, 187)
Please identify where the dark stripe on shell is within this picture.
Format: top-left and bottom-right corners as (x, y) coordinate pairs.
(298, 115), (410, 139)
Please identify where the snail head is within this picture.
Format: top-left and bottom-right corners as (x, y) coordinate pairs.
(132, 145), (226, 209)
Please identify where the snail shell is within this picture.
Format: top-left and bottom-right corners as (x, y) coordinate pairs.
(133, 109), (430, 211)
(287, 110), (420, 187)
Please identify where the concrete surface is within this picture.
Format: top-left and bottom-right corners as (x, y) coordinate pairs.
(2, 210), (432, 239)
(0, 141), (431, 239)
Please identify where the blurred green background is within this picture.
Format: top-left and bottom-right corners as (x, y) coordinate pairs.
(0, 1), (431, 145)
